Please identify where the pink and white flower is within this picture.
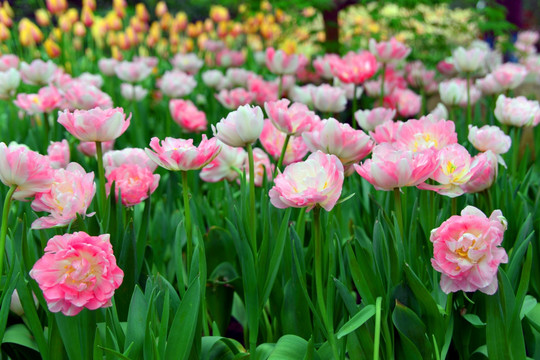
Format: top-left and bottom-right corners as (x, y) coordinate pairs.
(158, 70), (197, 98)
(468, 125), (511, 166)
(264, 99), (318, 135)
(259, 120), (309, 166)
(46, 140), (70, 169)
(494, 94), (540, 127)
(430, 206), (508, 295)
(58, 107), (131, 142)
(169, 99), (207, 133)
(114, 60), (153, 83)
(215, 88), (254, 109)
(20, 59), (57, 86)
(200, 141), (247, 183)
(310, 84), (347, 113)
(29, 231), (124, 316)
(212, 105), (264, 147)
(265, 47), (299, 75)
(369, 37), (411, 63)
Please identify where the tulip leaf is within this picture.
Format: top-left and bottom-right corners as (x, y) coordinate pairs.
(336, 304), (376, 339)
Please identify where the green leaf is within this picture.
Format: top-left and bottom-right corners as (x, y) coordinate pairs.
(165, 277), (201, 360)
(268, 335), (311, 360)
(2, 324), (39, 351)
(462, 314), (486, 328)
(124, 286), (147, 358)
(392, 301), (427, 359)
(336, 304), (376, 339)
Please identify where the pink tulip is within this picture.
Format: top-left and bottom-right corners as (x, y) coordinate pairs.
(114, 60), (152, 83)
(392, 88), (421, 118)
(243, 148), (273, 187)
(310, 84), (347, 113)
(78, 73), (104, 88)
(104, 148), (157, 173)
(437, 58), (456, 76)
(259, 120), (309, 165)
(20, 59), (57, 86)
(134, 56), (158, 68)
(452, 47), (487, 73)
(159, 70), (197, 98)
(429, 103), (449, 120)
(430, 206), (508, 294)
(14, 85), (62, 115)
(98, 58), (119, 76)
(492, 63), (528, 90)
(0, 142), (54, 201)
(369, 121), (404, 144)
(58, 107), (131, 142)
(0, 54), (19, 72)
(106, 163), (159, 207)
(330, 51), (378, 85)
(29, 231), (124, 316)
(494, 94), (540, 127)
(120, 83), (148, 101)
(269, 151), (344, 212)
(313, 54), (340, 80)
(145, 135), (221, 171)
(202, 70), (225, 89)
(264, 99), (318, 135)
(354, 143), (437, 190)
(289, 84), (317, 107)
(171, 53), (204, 74)
(212, 105), (264, 147)
(200, 141), (247, 183)
(439, 78), (481, 108)
(31, 163), (96, 229)
(369, 37), (411, 63)
(62, 80), (113, 110)
(517, 30), (539, 46)
(395, 117), (458, 153)
(265, 47), (299, 75)
(216, 50), (246, 68)
(169, 99), (207, 133)
(468, 125), (511, 166)
(247, 75), (279, 105)
(77, 140), (115, 157)
(46, 139), (70, 169)
(418, 144), (488, 197)
(476, 74), (503, 95)
(0, 68), (21, 100)
(460, 151), (498, 193)
(215, 88), (254, 110)
(302, 118), (374, 170)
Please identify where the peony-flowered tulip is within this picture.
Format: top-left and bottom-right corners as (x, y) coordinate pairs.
(212, 105), (264, 148)
(491, 63), (528, 90)
(171, 53), (204, 74)
(247, 75), (279, 105)
(392, 88), (422, 118)
(302, 118), (374, 172)
(98, 58), (119, 76)
(330, 51), (377, 85)
(259, 120), (309, 166)
(159, 70), (197, 99)
(468, 125), (511, 166)
(369, 37), (411, 63)
(475, 73), (504, 95)
(439, 78), (481, 108)
(354, 108), (396, 132)
(120, 83), (148, 101)
(58, 107), (131, 142)
(369, 120), (404, 144)
(265, 47), (299, 75)
(202, 70), (225, 89)
(78, 73), (104, 88)
(494, 94), (540, 127)
(14, 85), (62, 115)
(62, 80), (113, 110)
(0, 68), (20, 100)
(200, 141), (247, 183)
(29, 231), (124, 316)
(395, 117), (458, 153)
(46, 140), (70, 169)
(269, 151), (344, 211)
(354, 143), (437, 190)
(31, 163), (96, 229)
(114, 60), (152, 83)
(430, 206), (508, 294)
(264, 99), (318, 136)
(0, 54), (19, 71)
(310, 84), (347, 113)
(169, 99), (207, 133)
(313, 54), (340, 80)
(20, 59), (57, 86)
(0, 142), (54, 201)
(460, 151), (498, 193)
(106, 163), (159, 207)
(215, 88), (254, 110)
(418, 144), (488, 197)
(145, 135), (221, 171)
(452, 46), (487, 74)
(429, 103), (449, 120)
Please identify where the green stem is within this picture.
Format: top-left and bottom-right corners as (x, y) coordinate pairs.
(393, 188), (403, 242)
(451, 197), (457, 216)
(274, 133), (291, 177)
(246, 143), (257, 253)
(352, 83), (358, 129)
(313, 207), (340, 360)
(373, 297), (382, 360)
(0, 185), (16, 280)
(278, 75), (282, 99)
(181, 171), (193, 273)
(42, 113), (50, 147)
(445, 292), (453, 317)
(95, 141), (107, 222)
(379, 63), (386, 107)
(466, 72), (472, 127)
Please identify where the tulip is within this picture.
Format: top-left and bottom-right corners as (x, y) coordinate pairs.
(369, 37), (411, 63)
(310, 84), (347, 114)
(468, 125), (511, 166)
(169, 99), (207, 133)
(200, 141), (247, 183)
(494, 95), (540, 127)
(215, 88), (254, 110)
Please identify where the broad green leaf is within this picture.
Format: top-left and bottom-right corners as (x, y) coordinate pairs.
(2, 324), (38, 351)
(336, 304), (376, 339)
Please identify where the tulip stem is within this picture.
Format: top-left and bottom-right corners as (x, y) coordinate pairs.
(379, 63), (386, 107)
(451, 197), (457, 216)
(181, 171), (193, 273)
(352, 84), (358, 129)
(246, 143), (257, 253)
(0, 185), (16, 279)
(95, 141), (107, 223)
(278, 75), (282, 99)
(393, 188), (404, 242)
(466, 72), (472, 127)
(313, 206), (340, 360)
(274, 133), (291, 177)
